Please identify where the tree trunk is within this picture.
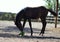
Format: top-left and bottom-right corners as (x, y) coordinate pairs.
(55, 0), (58, 28)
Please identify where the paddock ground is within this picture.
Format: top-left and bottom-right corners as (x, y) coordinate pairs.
(0, 21), (60, 42)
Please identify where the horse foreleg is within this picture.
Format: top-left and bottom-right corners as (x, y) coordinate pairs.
(23, 19), (27, 28)
(40, 19), (46, 36)
(16, 20), (24, 36)
(15, 20), (23, 32)
(28, 19), (33, 36)
(15, 16), (25, 36)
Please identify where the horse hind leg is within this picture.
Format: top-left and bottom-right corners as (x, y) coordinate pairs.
(28, 19), (33, 36)
(39, 18), (47, 36)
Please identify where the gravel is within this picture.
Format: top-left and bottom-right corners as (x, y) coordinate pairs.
(0, 21), (60, 42)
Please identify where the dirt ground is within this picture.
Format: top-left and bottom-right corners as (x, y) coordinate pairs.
(0, 21), (60, 42)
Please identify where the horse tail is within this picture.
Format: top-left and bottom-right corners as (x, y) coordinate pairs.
(47, 9), (57, 17)
(15, 9), (25, 31)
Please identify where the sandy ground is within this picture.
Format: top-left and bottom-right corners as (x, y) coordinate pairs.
(0, 21), (60, 42)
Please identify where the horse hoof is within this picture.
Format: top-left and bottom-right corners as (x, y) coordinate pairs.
(39, 32), (42, 35)
(39, 33), (44, 36)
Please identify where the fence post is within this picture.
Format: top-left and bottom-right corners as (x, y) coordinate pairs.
(55, 0), (58, 28)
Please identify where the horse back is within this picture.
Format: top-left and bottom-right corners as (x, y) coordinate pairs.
(23, 7), (40, 19)
(22, 6), (48, 19)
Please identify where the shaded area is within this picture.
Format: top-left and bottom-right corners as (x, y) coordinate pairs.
(0, 26), (51, 33)
(0, 26), (19, 32)
(0, 33), (60, 40)
(0, 26), (60, 40)
(23, 35), (60, 39)
(0, 33), (20, 38)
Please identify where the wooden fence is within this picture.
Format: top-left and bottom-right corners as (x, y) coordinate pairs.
(46, 16), (60, 23)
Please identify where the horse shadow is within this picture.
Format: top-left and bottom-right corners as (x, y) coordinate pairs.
(0, 26), (50, 33)
(0, 33), (60, 40)
(0, 26), (60, 39)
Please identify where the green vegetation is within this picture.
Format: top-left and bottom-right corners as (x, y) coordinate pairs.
(0, 12), (16, 21)
(45, 0), (60, 11)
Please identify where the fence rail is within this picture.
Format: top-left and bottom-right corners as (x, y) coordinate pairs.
(45, 16), (60, 23)
(29, 16), (60, 24)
